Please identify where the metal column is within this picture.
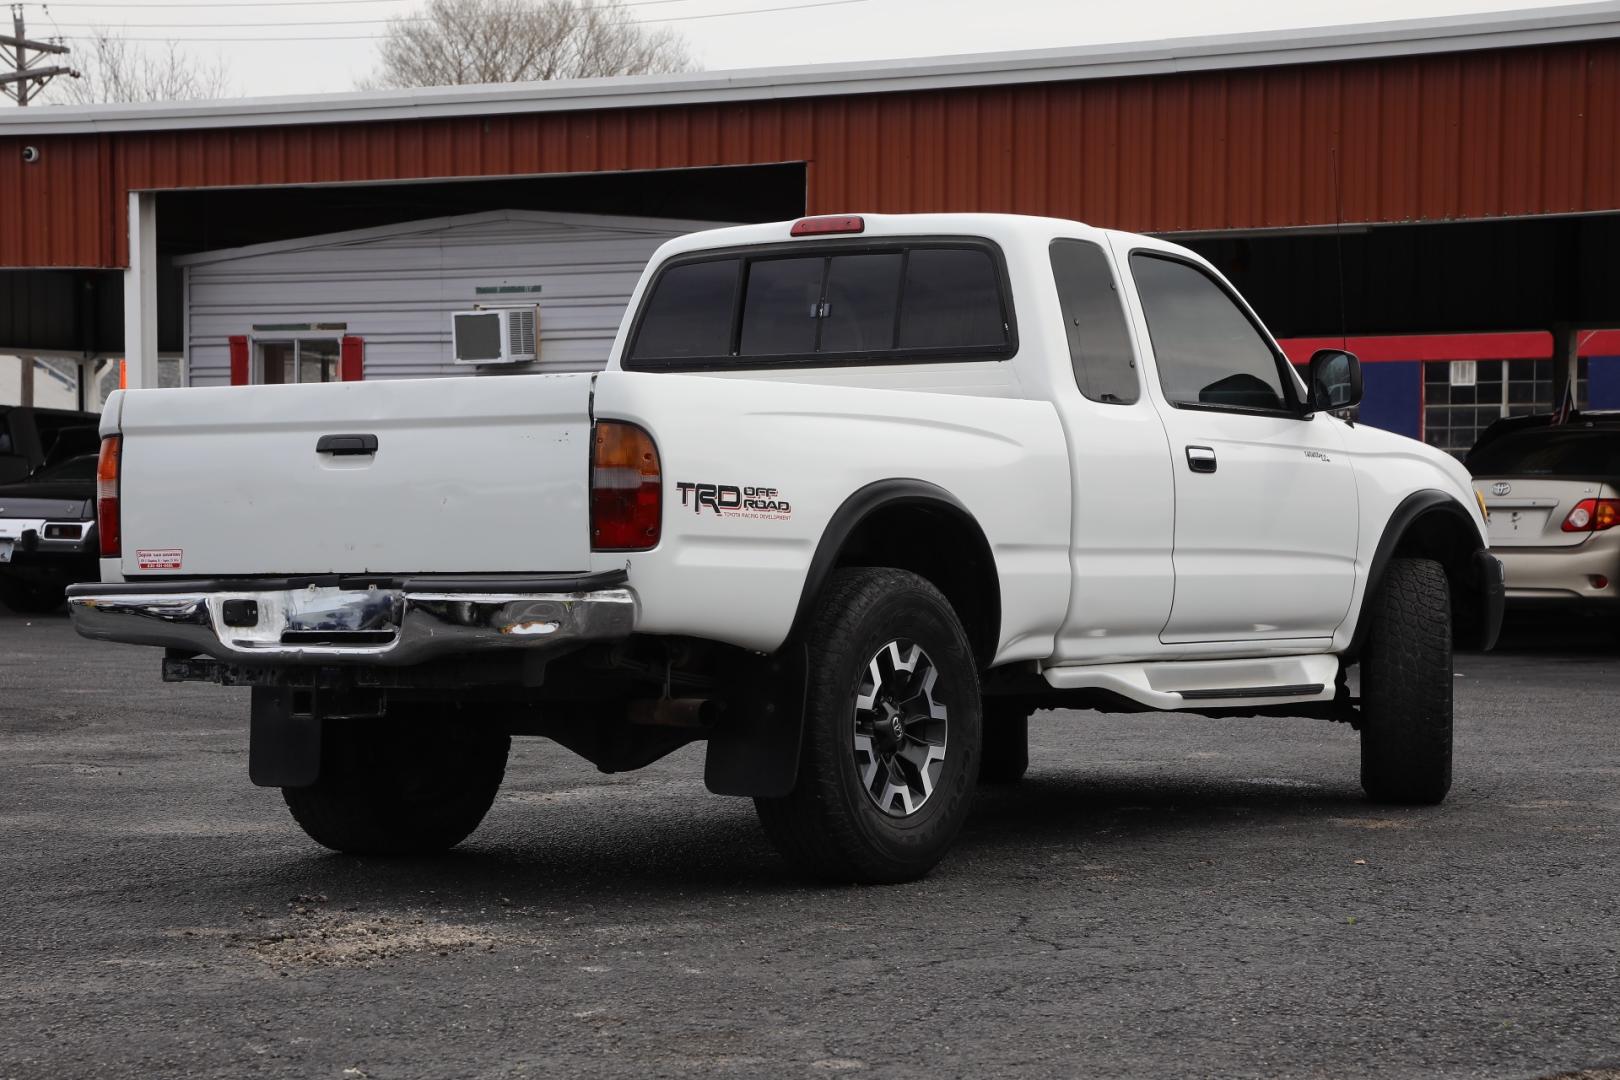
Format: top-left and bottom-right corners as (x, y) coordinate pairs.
(122, 192), (159, 390)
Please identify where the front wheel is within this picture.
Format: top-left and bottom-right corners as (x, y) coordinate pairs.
(1358, 557), (1453, 804)
(282, 713), (510, 854)
(754, 568), (981, 884)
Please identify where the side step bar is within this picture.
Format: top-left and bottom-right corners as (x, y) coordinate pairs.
(1042, 655), (1340, 711)
(1178, 684), (1324, 701)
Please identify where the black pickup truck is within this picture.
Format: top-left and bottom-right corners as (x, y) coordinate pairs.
(0, 407), (102, 613)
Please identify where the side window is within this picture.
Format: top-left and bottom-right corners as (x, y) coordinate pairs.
(1049, 239), (1139, 405)
(629, 258), (740, 361)
(1129, 253), (1291, 413)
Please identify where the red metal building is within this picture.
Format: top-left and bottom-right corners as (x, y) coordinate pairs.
(1, 3), (1618, 411)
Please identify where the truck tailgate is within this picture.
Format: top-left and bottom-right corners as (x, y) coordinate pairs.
(115, 374), (594, 577)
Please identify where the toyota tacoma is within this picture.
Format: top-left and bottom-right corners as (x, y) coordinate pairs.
(69, 214), (1504, 882)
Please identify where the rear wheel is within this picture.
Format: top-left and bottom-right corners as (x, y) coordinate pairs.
(754, 568), (981, 884)
(1358, 557), (1453, 805)
(282, 713), (510, 854)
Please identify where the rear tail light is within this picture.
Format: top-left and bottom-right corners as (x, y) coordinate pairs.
(96, 435), (122, 558)
(1561, 498), (1620, 533)
(591, 421), (661, 551)
(791, 215), (865, 237)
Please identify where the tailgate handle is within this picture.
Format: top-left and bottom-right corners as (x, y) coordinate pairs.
(316, 433), (378, 456)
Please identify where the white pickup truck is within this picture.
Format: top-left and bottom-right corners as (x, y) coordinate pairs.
(71, 213), (1503, 883)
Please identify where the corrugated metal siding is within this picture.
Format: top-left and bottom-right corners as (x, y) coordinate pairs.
(4, 39), (1620, 269)
(183, 214), (684, 384)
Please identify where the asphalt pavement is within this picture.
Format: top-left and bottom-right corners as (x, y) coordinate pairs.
(2, 606), (1617, 1080)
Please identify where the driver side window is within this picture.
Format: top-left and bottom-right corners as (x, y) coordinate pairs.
(1130, 253), (1291, 413)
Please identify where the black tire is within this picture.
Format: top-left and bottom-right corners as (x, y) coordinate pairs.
(0, 580), (66, 614)
(1358, 557), (1453, 805)
(979, 702), (1030, 784)
(282, 713), (510, 855)
(754, 568), (981, 884)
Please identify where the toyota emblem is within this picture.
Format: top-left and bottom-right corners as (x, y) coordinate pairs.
(1491, 481), (1512, 496)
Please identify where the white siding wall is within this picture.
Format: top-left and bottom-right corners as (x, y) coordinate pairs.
(182, 212), (698, 385)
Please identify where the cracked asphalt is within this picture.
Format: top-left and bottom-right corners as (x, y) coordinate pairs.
(2, 606), (1617, 1080)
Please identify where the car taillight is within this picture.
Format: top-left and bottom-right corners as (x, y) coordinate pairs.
(591, 421), (660, 551)
(1561, 498), (1620, 533)
(96, 435), (122, 558)
(790, 215), (865, 236)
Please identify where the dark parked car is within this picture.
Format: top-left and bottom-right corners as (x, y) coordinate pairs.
(0, 406), (100, 480)
(1467, 410), (1620, 614)
(0, 408), (102, 614)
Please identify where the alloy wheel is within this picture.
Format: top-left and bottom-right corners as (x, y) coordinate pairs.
(851, 639), (950, 817)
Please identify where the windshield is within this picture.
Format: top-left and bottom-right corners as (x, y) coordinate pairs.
(28, 453), (98, 483)
(1468, 428), (1620, 477)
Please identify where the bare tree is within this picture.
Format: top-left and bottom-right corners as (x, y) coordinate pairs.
(51, 31), (231, 105)
(363, 0), (694, 89)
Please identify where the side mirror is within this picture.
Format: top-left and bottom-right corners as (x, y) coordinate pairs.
(1308, 348), (1363, 413)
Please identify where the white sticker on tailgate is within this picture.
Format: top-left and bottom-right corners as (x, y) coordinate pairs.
(137, 548), (184, 570)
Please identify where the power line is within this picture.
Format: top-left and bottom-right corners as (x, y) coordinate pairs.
(53, 16), (419, 26)
(650, 0), (865, 21)
(31, 0), (728, 8)
(57, 30), (386, 39)
(47, 0), (868, 38)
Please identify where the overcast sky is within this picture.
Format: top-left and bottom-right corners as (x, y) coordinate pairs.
(23, 0), (1594, 100)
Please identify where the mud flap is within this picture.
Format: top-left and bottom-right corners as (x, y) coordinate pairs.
(248, 688), (324, 788)
(703, 643), (809, 798)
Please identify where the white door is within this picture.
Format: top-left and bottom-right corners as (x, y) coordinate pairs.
(1045, 236), (1177, 662)
(1112, 239), (1360, 645)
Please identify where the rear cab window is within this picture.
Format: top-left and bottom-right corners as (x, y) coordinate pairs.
(626, 238), (1015, 370)
(1467, 428), (1620, 476)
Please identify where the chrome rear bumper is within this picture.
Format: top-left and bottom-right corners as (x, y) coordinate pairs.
(68, 578), (636, 666)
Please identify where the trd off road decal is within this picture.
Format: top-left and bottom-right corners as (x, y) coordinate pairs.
(675, 482), (792, 520)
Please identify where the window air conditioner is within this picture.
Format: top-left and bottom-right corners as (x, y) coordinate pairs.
(452, 307), (539, 365)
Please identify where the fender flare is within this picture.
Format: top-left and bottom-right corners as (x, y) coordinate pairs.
(706, 479), (998, 800)
(1345, 488), (1488, 662)
(785, 477), (1000, 653)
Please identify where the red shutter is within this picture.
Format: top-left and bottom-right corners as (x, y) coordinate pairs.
(228, 335), (250, 385)
(340, 336), (365, 382)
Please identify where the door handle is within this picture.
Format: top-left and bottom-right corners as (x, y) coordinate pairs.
(316, 433), (378, 456)
(1186, 445), (1217, 474)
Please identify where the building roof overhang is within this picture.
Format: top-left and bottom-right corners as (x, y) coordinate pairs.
(3, 2), (1618, 137)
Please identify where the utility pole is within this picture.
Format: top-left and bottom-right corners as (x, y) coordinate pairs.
(2, 4), (77, 106)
